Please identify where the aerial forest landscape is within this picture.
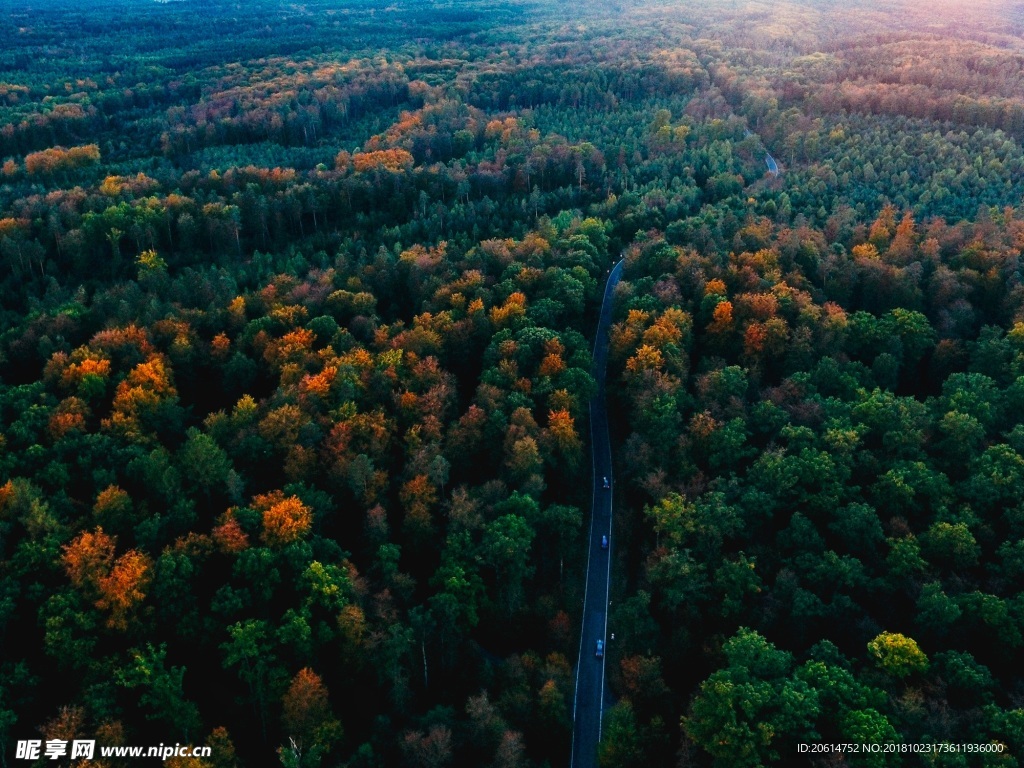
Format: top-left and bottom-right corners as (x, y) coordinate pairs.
(5, 0), (1024, 765)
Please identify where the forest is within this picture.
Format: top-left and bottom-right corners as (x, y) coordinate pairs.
(3, 0), (1024, 765)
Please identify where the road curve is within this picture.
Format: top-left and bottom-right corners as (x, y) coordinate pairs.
(570, 258), (624, 768)
(744, 128), (780, 176)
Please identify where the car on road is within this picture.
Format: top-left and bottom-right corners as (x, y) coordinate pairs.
(602, 476), (610, 489)
(600, 534), (609, 549)
(595, 639), (604, 658)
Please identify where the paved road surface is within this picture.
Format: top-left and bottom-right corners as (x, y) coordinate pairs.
(745, 128), (780, 176)
(570, 258), (624, 768)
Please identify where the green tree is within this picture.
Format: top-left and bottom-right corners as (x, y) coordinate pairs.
(685, 629), (820, 767)
(921, 521), (980, 570)
(482, 514), (535, 615)
(222, 619), (286, 742)
(916, 581), (963, 636)
(116, 643), (202, 741)
(839, 709), (900, 766)
(178, 427), (235, 499)
(599, 701), (644, 768)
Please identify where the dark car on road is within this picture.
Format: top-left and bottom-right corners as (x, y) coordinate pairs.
(600, 534), (609, 549)
(595, 639), (604, 658)
(602, 476), (610, 489)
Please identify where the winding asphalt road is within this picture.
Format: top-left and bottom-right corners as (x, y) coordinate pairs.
(744, 128), (780, 176)
(570, 258), (624, 768)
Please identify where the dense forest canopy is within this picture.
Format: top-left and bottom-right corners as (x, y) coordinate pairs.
(4, 0), (1024, 766)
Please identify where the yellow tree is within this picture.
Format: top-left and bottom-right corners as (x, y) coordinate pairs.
(546, 409), (583, 469)
(867, 632), (928, 678)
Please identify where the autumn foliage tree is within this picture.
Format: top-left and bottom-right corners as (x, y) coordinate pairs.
(62, 528), (116, 589)
(279, 668), (342, 767)
(254, 492), (312, 547)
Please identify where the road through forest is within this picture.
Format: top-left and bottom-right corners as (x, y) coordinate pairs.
(570, 258), (623, 768)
